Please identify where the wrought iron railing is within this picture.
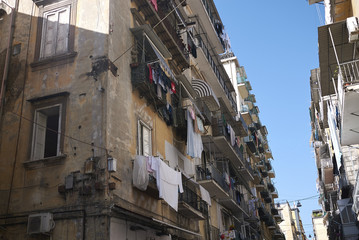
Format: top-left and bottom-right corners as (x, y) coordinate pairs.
(211, 120), (245, 164)
(200, 0), (225, 49)
(196, 164), (230, 193)
(179, 185), (208, 215)
(196, 35), (237, 112)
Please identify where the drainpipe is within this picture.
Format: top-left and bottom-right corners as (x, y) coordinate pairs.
(0, 0), (18, 120)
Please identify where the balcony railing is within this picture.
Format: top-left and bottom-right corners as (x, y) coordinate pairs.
(132, 0), (189, 70)
(212, 120), (245, 163)
(196, 164), (230, 193)
(179, 185), (208, 216)
(197, 35), (237, 112)
(229, 188), (249, 215)
(339, 59), (359, 86)
(200, 0), (225, 49)
(131, 63), (167, 108)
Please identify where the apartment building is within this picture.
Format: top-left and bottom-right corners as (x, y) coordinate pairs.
(0, 0), (281, 239)
(278, 203), (306, 240)
(309, 0), (359, 239)
(312, 209), (329, 240)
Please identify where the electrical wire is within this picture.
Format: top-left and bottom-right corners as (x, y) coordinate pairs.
(9, 111), (110, 152)
(112, 0), (186, 64)
(275, 194), (320, 204)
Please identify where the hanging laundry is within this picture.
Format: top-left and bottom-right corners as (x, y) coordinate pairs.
(186, 110), (203, 158)
(148, 64), (153, 83)
(196, 116), (205, 134)
(133, 155), (149, 191)
(152, 158), (183, 211)
(228, 124), (235, 146)
(199, 185), (211, 206)
(149, 0), (158, 11)
(188, 106), (195, 120)
(171, 81), (176, 94)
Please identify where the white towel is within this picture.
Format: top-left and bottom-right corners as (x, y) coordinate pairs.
(159, 160), (180, 211)
(199, 185), (211, 206)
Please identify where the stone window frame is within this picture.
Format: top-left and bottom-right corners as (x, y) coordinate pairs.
(137, 119), (152, 157)
(30, 0), (77, 70)
(25, 92), (69, 167)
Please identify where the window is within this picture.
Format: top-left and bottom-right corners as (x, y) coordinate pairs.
(138, 120), (152, 156)
(40, 5), (70, 58)
(33, 0), (76, 61)
(32, 105), (61, 160)
(29, 92), (68, 161)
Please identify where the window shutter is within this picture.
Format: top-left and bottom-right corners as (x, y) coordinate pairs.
(142, 126), (151, 157)
(55, 6), (70, 54)
(33, 112), (47, 160)
(42, 12), (57, 58)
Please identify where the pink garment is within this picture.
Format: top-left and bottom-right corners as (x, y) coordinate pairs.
(188, 106), (195, 120)
(149, 0), (158, 11)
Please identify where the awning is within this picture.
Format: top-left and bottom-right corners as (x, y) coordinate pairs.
(191, 79), (220, 111)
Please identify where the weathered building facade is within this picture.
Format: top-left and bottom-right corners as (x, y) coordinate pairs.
(278, 203), (306, 240)
(0, 0), (282, 239)
(309, 0), (359, 239)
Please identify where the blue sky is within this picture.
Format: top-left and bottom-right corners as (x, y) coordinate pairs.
(213, 0), (324, 236)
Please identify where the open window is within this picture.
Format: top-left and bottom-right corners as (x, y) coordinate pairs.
(28, 92), (68, 161)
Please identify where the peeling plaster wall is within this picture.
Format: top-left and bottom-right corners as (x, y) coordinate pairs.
(0, 0), (112, 239)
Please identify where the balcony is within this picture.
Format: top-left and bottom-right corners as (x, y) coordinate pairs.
(271, 208), (283, 223)
(186, 0), (225, 54)
(265, 148), (273, 159)
(321, 157), (334, 185)
(237, 80), (249, 99)
(256, 180), (265, 191)
(268, 169), (275, 179)
(240, 104), (253, 126)
(132, 0), (189, 71)
(233, 113), (248, 137)
(253, 168), (261, 185)
(196, 164), (229, 199)
(244, 135), (256, 153)
(195, 99), (212, 125)
(337, 60), (359, 145)
(178, 185), (207, 220)
(219, 188), (250, 218)
(196, 35), (237, 115)
(144, 174), (160, 199)
(210, 120), (245, 167)
(256, 160), (265, 170)
(131, 63), (167, 108)
(238, 160), (254, 182)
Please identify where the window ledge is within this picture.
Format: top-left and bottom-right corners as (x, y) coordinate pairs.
(30, 52), (77, 71)
(24, 154), (67, 169)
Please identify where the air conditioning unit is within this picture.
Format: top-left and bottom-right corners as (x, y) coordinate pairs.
(27, 213), (55, 234)
(347, 17), (359, 43)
